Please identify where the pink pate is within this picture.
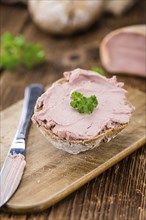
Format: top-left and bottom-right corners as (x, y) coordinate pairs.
(32, 68), (133, 140)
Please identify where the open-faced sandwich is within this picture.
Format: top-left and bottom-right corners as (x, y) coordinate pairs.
(32, 68), (134, 154)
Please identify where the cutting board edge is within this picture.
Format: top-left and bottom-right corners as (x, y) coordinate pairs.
(2, 136), (145, 214)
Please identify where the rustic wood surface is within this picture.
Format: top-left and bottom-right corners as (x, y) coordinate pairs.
(0, 87), (145, 214)
(0, 0), (146, 219)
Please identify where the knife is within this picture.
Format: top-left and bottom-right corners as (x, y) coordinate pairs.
(0, 84), (44, 207)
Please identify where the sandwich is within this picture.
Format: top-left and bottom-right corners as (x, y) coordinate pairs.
(32, 68), (133, 154)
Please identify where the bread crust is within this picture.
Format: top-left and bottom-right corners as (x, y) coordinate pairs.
(38, 123), (127, 154)
(34, 78), (128, 154)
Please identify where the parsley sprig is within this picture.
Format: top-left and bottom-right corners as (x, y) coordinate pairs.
(92, 66), (106, 76)
(0, 32), (45, 70)
(70, 91), (98, 114)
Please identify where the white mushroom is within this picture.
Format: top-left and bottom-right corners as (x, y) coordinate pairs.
(104, 0), (136, 15)
(28, 0), (103, 35)
(2, 0), (137, 35)
(28, 0), (136, 35)
(100, 25), (146, 77)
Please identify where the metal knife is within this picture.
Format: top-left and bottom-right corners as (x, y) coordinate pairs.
(0, 84), (44, 207)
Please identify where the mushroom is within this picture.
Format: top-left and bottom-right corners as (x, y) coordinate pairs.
(27, 0), (137, 35)
(2, 0), (137, 35)
(100, 25), (146, 77)
(104, 0), (136, 15)
(28, 0), (103, 35)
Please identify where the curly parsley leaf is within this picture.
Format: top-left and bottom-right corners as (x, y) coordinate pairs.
(70, 91), (98, 114)
(92, 66), (106, 76)
(0, 32), (45, 70)
(22, 44), (45, 68)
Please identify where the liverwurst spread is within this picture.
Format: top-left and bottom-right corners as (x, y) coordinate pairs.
(32, 68), (133, 140)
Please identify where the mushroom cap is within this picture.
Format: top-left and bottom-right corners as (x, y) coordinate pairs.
(28, 0), (103, 35)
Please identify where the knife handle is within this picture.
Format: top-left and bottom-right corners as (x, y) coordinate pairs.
(16, 84), (44, 140)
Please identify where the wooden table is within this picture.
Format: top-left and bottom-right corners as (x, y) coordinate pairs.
(0, 1), (145, 219)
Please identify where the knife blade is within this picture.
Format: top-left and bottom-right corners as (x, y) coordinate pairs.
(0, 84), (44, 207)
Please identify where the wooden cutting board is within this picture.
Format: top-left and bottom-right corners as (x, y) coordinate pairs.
(0, 87), (145, 214)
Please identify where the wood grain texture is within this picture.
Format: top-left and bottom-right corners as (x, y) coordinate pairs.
(0, 4), (28, 35)
(0, 87), (145, 214)
(0, 0), (146, 219)
(0, 147), (145, 219)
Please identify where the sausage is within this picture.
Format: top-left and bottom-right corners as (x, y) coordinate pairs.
(100, 25), (146, 77)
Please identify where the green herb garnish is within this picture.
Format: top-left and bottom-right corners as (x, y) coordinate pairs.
(92, 66), (106, 76)
(0, 32), (45, 70)
(70, 91), (98, 114)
